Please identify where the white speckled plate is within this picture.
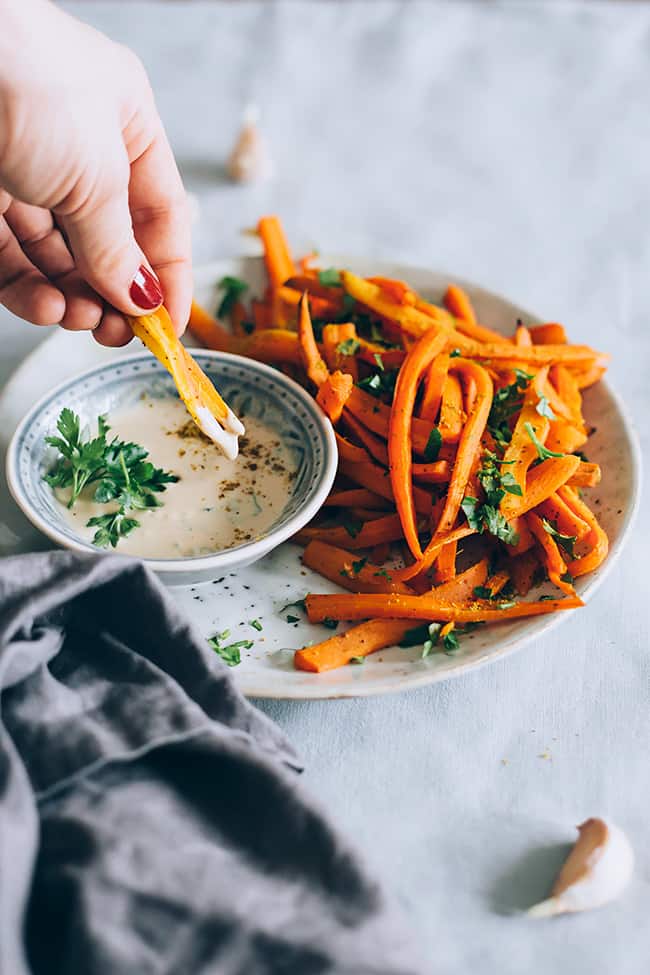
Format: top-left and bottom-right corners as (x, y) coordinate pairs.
(0, 257), (641, 698)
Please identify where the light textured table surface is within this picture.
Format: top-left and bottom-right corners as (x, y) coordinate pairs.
(2, 2), (649, 971)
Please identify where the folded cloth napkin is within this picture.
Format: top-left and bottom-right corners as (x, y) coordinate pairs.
(0, 552), (421, 975)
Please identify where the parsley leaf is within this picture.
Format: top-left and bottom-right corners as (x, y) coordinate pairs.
(373, 353), (385, 371)
(524, 422), (564, 461)
(343, 516), (363, 538)
(208, 634), (253, 667)
(442, 631), (460, 653)
(356, 368), (398, 399)
(322, 618), (339, 630)
(473, 585), (493, 599)
(352, 557), (368, 575)
(249, 619), (263, 632)
(536, 395), (556, 420)
(541, 518), (577, 558)
(373, 568), (393, 581)
(86, 510), (139, 549)
(487, 370), (533, 446)
(318, 268), (342, 287)
(349, 655), (365, 665)
(217, 275), (248, 318)
(423, 428), (442, 463)
(449, 348), (462, 358)
(336, 337), (360, 356)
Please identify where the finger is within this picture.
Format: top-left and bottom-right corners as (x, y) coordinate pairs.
(0, 215), (65, 325)
(5, 200), (103, 332)
(128, 124), (192, 335)
(92, 308), (133, 348)
(57, 144), (164, 318)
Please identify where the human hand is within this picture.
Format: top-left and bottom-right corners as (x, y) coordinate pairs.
(0, 0), (191, 346)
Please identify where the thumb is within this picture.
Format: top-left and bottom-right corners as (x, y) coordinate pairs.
(58, 158), (163, 317)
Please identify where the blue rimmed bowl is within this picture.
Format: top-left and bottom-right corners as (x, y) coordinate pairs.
(6, 351), (337, 585)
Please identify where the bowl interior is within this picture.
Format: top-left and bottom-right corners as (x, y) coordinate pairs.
(10, 352), (332, 563)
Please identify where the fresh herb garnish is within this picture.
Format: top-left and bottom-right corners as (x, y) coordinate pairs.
(356, 368), (398, 399)
(487, 370), (533, 446)
(208, 633), (253, 667)
(542, 518), (577, 557)
(560, 571), (575, 584)
(349, 655), (365, 665)
(249, 619), (263, 632)
(461, 496), (519, 547)
(473, 585), (493, 600)
(497, 600), (517, 610)
(449, 348), (462, 358)
(318, 268), (342, 287)
(44, 409), (178, 548)
(536, 395), (556, 420)
(322, 617), (339, 630)
(373, 567), (393, 581)
(442, 631), (460, 653)
(342, 516), (363, 538)
(373, 353), (385, 371)
(217, 275), (248, 318)
(336, 337), (360, 356)
(352, 557), (368, 575)
(477, 450), (522, 506)
(423, 427), (443, 463)
(524, 422), (564, 461)
(286, 615), (300, 624)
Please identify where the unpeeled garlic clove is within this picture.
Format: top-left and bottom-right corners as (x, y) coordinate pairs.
(528, 817), (634, 918)
(227, 105), (271, 184)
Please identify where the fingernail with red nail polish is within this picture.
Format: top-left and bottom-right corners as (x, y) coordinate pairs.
(130, 265), (163, 311)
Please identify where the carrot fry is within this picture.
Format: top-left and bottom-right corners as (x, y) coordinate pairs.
(514, 324), (533, 347)
(411, 461), (451, 484)
(342, 411), (389, 466)
(322, 323), (359, 380)
(324, 489), (390, 510)
(509, 549), (541, 596)
(438, 373), (465, 443)
(392, 524), (477, 582)
(293, 514), (405, 550)
(550, 364), (583, 426)
(294, 619), (415, 673)
(567, 462), (601, 488)
(507, 515), (536, 555)
(316, 370), (353, 423)
(367, 276), (415, 304)
(388, 325), (448, 557)
(297, 293), (329, 387)
(433, 539), (457, 584)
(526, 512), (576, 595)
(444, 284), (477, 325)
(559, 487), (609, 577)
(545, 419), (588, 454)
(506, 455), (581, 519)
(305, 591), (583, 624)
(536, 492), (591, 541)
(434, 360), (493, 534)
(419, 352), (449, 423)
(335, 431), (370, 464)
(257, 215), (295, 288)
(302, 540), (413, 595)
(188, 300), (233, 351)
(530, 323), (567, 345)
(345, 387), (435, 455)
(340, 458), (432, 516)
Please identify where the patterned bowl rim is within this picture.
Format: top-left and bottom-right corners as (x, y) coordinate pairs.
(6, 350), (338, 574)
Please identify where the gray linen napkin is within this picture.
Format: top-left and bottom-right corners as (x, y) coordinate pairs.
(0, 551), (421, 975)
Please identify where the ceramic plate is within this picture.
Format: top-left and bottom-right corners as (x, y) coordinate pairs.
(0, 257), (641, 698)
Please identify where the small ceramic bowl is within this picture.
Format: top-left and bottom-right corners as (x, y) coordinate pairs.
(6, 351), (337, 585)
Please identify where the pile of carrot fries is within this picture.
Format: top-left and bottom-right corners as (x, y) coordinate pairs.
(189, 216), (609, 674)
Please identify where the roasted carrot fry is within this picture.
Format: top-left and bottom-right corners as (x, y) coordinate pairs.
(305, 591), (583, 624)
(438, 373), (465, 443)
(420, 352), (449, 423)
(526, 512), (576, 595)
(340, 458), (432, 516)
(293, 513), (405, 550)
(559, 487), (609, 577)
(342, 411), (389, 466)
(322, 323), (359, 380)
(298, 293), (329, 387)
(324, 489), (390, 510)
(505, 455), (581, 518)
(302, 540), (413, 594)
(335, 431), (370, 464)
(411, 461), (451, 484)
(188, 299), (233, 351)
(530, 323), (567, 345)
(257, 215), (295, 288)
(388, 325), (448, 557)
(316, 371), (353, 423)
(294, 619), (414, 673)
(444, 284), (477, 325)
(536, 492), (591, 541)
(567, 462), (601, 488)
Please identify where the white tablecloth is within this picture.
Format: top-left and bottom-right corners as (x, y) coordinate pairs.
(2, 2), (648, 970)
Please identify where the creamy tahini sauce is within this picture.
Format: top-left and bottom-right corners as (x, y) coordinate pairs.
(56, 397), (298, 558)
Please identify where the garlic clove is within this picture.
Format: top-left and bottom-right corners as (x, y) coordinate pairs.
(227, 105), (271, 184)
(528, 817), (634, 918)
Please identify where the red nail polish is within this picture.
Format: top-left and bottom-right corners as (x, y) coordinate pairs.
(129, 265), (163, 310)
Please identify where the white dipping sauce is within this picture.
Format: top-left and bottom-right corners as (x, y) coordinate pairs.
(56, 397), (298, 558)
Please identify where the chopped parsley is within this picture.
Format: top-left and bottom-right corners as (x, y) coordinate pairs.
(322, 617), (339, 630)
(217, 275), (248, 318)
(473, 585), (494, 600)
(249, 619), (263, 632)
(536, 395), (556, 420)
(423, 427), (443, 463)
(459, 450), (520, 546)
(318, 267), (342, 287)
(442, 631), (460, 653)
(356, 367), (398, 399)
(286, 615), (301, 624)
(541, 518), (577, 557)
(524, 422), (565, 461)
(487, 369), (533, 446)
(208, 633), (253, 667)
(352, 557), (368, 575)
(43, 408), (178, 548)
(373, 567), (393, 581)
(336, 337), (360, 356)
(342, 516), (363, 539)
(373, 353), (385, 371)
(461, 496), (519, 547)
(449, 348), (462, 358)
(349, 656), (365, 665)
